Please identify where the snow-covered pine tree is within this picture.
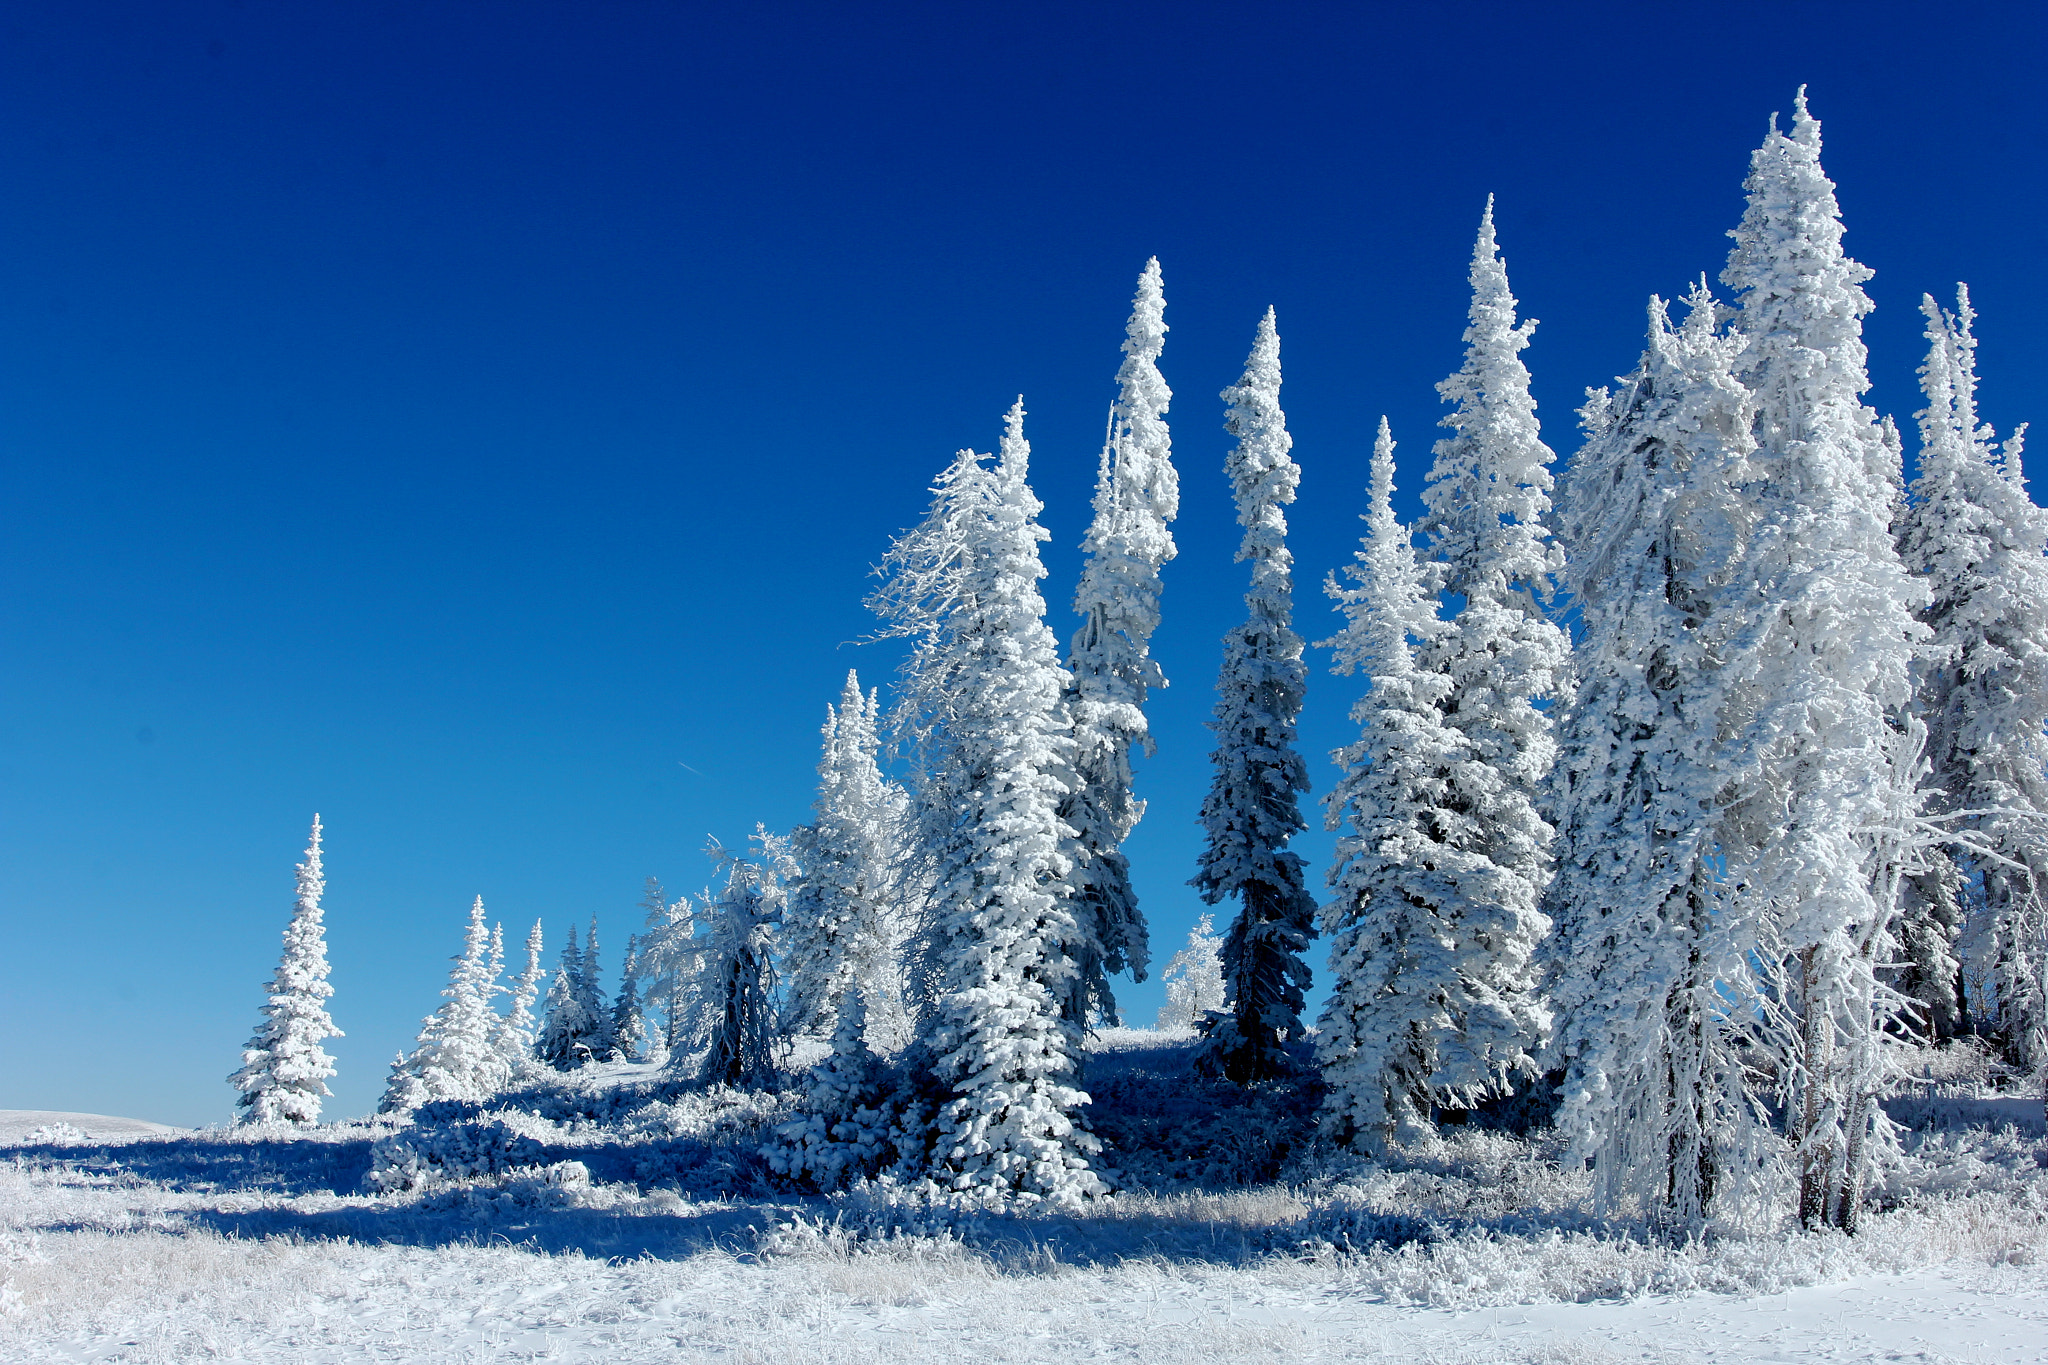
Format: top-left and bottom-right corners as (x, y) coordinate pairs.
(870, 400), (1105, 1202)
(1155, 914), (1227, 1033)
(493, 918), (546, 1070)
(576, 916), (615, 1061)
(783, 670), (911, 1046)
(229, 815), (345, 1125)
(1897, 286), (2048, 1068)
(694, 831), (790, 1089)
(609, 937), (646, 1061)
(1190, 306), (1317, 1082)
(1406, 200), (1564, 1112)
(1716, 89), (1929, 1230)
(379, 896), (511, 1112)
(1060, 259), (1177, 1026)
(536, 922), (601, 1068)
(1319, 418), (1502, 1151)
(1545, 286), (1774, 1229)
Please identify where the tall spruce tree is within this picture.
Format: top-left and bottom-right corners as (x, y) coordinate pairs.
(1716, 90), (1929, 1230)
(1190, 307), (1317, 1082)
(1546, 287), (1775, 1229)
(380, 896), (511, 1112)
(1061, 259), (1177, 1026)
(1897, 286), (2048, 1067)
(1319, 419), (1507, 1150)
(1408, 199), (1564, 1107)
(870, 400), (1105, 1202)
(783, 670), (911, 1046)
(230, 816), (345, 1125)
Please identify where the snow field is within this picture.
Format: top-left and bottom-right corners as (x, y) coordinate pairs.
(1, 1080), (2044, 1363)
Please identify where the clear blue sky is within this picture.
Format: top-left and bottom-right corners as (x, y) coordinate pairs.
(4, 1), (2044, 1125)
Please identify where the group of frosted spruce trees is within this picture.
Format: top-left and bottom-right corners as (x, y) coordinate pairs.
(231, 92), (2048, 1235)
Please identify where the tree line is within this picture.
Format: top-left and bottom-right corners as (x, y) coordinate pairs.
(228, 90), (2048, 1235)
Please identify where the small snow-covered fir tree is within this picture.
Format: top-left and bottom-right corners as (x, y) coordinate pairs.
(536, 922), (603, 1068)
(1319, 419), (1511, 1151)
(229, 815), (344, 1126)
(576, 916), (615, 1061)
(608, 937), (646, 1061)
(783, 670), (911, 1047)
(492, 918), (545, 1070)
(870, 400), (1105, 1203)
(1717, 90), (1929, 1229)
(1155, 914), (1226, 1033)
(1060, 260), (1177, 1026)
(1190, 307), (1317, 1081)
(380, 896), (511, 1112)
(1545, 287), (1774, 1229)
(1897, 286), (2048, 1068)
(694, 831), (790, 1089)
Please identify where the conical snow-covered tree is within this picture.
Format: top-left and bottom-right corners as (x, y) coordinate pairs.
(536, 922), (603, 1068)
(1320, 419), (1529, 1151)
(783, 670), (911, 1046)
(230, 816), (345, 1125)
(870, 400), (1105, 1202)
(1404, 200), (1564, 1110)
(1897, 286), (2048, 1067)
(1545, 286), (1774, 1229)
(1155, 914), (1226, 1033)
(492, 918), (546, 1070)
(1060, 259), (1177, 1026)
(1190, 308), (1317, 1081)
(1716, 90), (1929, 1229)
(380, 896), (511, 1112)
(576, 916), (615, 1060)
(609, 937), (646, 1061)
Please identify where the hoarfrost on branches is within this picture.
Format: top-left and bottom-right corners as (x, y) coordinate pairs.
(1155, 914), (1226, 1033)
(869, 400), (1105, 1203)
(1716, 89), (1930, 1230)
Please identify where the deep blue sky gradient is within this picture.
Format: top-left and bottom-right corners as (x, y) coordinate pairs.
(4, 1), (2045, 1124)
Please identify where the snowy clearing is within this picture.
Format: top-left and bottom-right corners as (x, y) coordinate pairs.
(3, 1050), (2044, 1363)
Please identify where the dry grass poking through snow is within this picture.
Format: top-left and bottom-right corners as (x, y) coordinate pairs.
(1, 1043), (2043, 1362)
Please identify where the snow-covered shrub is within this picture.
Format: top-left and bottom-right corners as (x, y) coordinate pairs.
(765, 988), (901, 1190)
(365, 1115), (545, 1194)
(412, 1160), (597, 1218)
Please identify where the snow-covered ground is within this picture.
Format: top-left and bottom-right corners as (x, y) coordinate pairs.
(3, 1041), (2044, 1363)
